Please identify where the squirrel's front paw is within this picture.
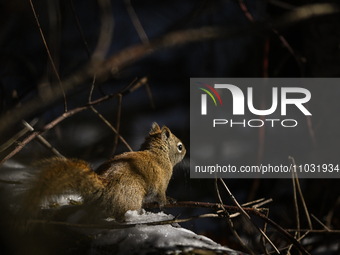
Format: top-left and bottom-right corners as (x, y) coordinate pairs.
(166, 196), (177, 204)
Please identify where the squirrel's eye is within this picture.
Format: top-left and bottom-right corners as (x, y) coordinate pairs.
(177, 142), (183, 153)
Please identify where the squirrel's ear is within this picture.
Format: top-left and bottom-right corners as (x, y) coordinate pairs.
(150, 122), (161, 134)
(161, 126), (171, 141)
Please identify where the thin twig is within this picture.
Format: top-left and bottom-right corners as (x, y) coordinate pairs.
(242, 197), (266, 207)
(0, 119), (38, 152)
(30, 213), (221, 230)
(253, 198), (273, 209)
(144, 201), (269, 215)
(0, 83), (140, 168)
(326, 196), (340, 228)
(290, 157), (300, 242)
(214, 178), (224, 206)
(69, 0), (91, 58)
(214, 179), (254, 255)
(295, 173), (313, 230)
(90, 106), (133, 152)
(88, 75), (133, 153)
(144, 81), (155, 109)
(229, 198), (273, 218)
(46, 0), (61, 85)
(310, 214), (331, 232)
(88, 74), (97, 103)
(29, 0), (67, 113)
(125, 0), (149, 44)
(21, 120), (65, 159)
(124, 77), (149, 94)
(110, 94), (122, 157)
(297, 230), (310, 241)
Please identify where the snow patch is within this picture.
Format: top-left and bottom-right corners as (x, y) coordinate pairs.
(40, 194), (83, 208)
(91, 210), (241, 255)
(124, 209), (174, 223)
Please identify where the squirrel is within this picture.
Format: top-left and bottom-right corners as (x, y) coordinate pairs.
(21, 122), (186, 222)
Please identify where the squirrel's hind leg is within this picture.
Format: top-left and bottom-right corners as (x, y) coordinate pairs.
(110, 184), (145, 223)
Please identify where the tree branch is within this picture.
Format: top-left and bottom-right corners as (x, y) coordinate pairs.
(1, 3), (338, 134)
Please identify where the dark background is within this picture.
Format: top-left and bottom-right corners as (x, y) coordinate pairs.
(0, 0), (340, 254)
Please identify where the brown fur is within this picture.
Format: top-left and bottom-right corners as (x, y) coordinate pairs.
(23, 123), (186, 222)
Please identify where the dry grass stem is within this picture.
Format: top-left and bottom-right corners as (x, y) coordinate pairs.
(219, 178), (281, 254)
(290, 157), (300, 244)
(289, 156), (313, 230)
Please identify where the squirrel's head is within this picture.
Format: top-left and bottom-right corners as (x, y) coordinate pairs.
(141, 122), (186, 167)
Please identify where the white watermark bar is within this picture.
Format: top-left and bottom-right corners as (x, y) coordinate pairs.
(190, 78), (340, 178)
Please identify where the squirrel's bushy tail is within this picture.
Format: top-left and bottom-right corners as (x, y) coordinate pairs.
(21, 157), (104, 217)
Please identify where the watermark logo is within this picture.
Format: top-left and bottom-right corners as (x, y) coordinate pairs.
(194, 80), (312, 128)
(200, 84), (311, 116)
(197, 82), (222, 115)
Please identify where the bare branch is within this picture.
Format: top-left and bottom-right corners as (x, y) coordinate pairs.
(1, 3), (338, 134)
(0, 83), (137, 167)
